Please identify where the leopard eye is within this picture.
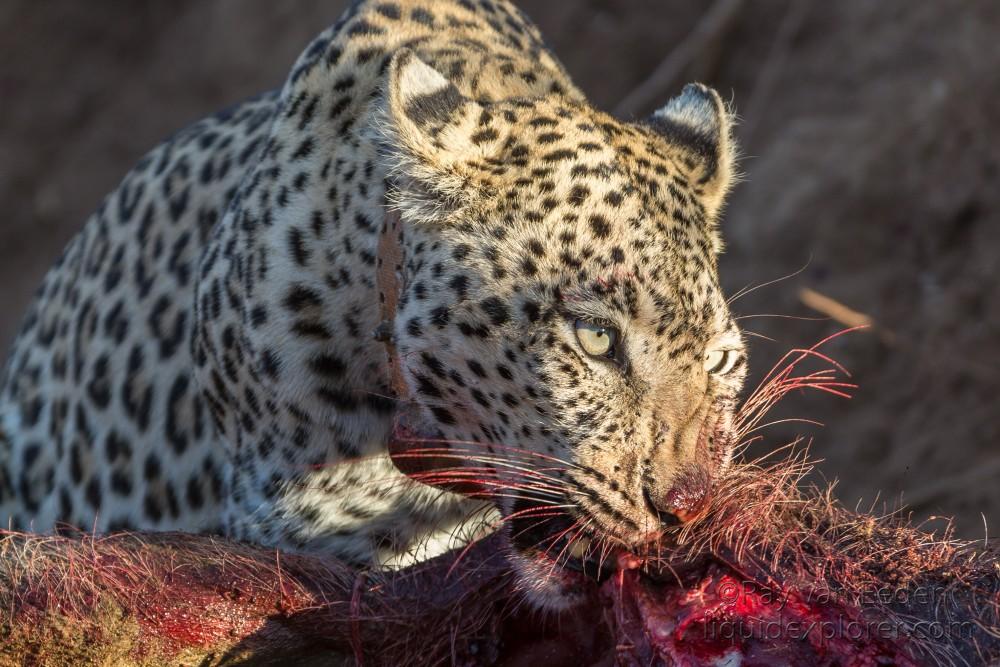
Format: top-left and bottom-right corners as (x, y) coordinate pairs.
(574, 319), (618, 359)
(704, 348), (738, 375)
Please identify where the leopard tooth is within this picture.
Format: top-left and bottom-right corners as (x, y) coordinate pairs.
(569, 536), (592, 560)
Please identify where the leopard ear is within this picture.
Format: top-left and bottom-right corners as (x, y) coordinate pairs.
(647, 83), (737, 220)
(380, 50), (502, 222)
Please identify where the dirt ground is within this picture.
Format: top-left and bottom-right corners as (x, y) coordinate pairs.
(1, 1), (998, 537)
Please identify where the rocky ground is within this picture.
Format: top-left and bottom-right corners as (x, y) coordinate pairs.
(2, 0), (998, 536)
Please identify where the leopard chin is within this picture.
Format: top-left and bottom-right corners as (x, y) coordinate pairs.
(387, 425), (617, 610)
(494, 502), (619, 611)
(508, 546), (595, 611)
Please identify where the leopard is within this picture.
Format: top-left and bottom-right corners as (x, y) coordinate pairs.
(0, 0), (747, 607)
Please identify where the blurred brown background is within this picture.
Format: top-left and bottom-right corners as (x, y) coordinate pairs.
(2, 1), (998, 536)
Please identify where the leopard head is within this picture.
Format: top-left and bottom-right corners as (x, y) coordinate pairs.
(381, 52), (745, 607)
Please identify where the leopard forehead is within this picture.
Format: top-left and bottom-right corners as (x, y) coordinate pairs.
(379, 56), (738, 356)
(388, 93), (737, 369)
(394, 136), (733, 364)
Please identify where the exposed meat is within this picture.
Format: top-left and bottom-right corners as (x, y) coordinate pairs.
(2, 456), (998, 666)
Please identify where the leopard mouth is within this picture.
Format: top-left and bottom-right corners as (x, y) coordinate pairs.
(387, 421), (623, 584)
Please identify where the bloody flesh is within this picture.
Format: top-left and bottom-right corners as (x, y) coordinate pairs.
(2, 456), (998, 666)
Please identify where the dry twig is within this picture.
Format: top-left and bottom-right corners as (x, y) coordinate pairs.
(613, 0), (745, 118)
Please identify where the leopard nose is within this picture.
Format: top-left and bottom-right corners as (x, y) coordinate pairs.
(642, 464), (712, 526)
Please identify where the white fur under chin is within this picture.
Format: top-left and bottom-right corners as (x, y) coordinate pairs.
(508, 548), (592, 612)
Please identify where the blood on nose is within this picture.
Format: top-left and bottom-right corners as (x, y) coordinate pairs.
(643, 464), (712, 526)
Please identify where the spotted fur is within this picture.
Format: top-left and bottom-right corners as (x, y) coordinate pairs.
(1, 0), (746, 601)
